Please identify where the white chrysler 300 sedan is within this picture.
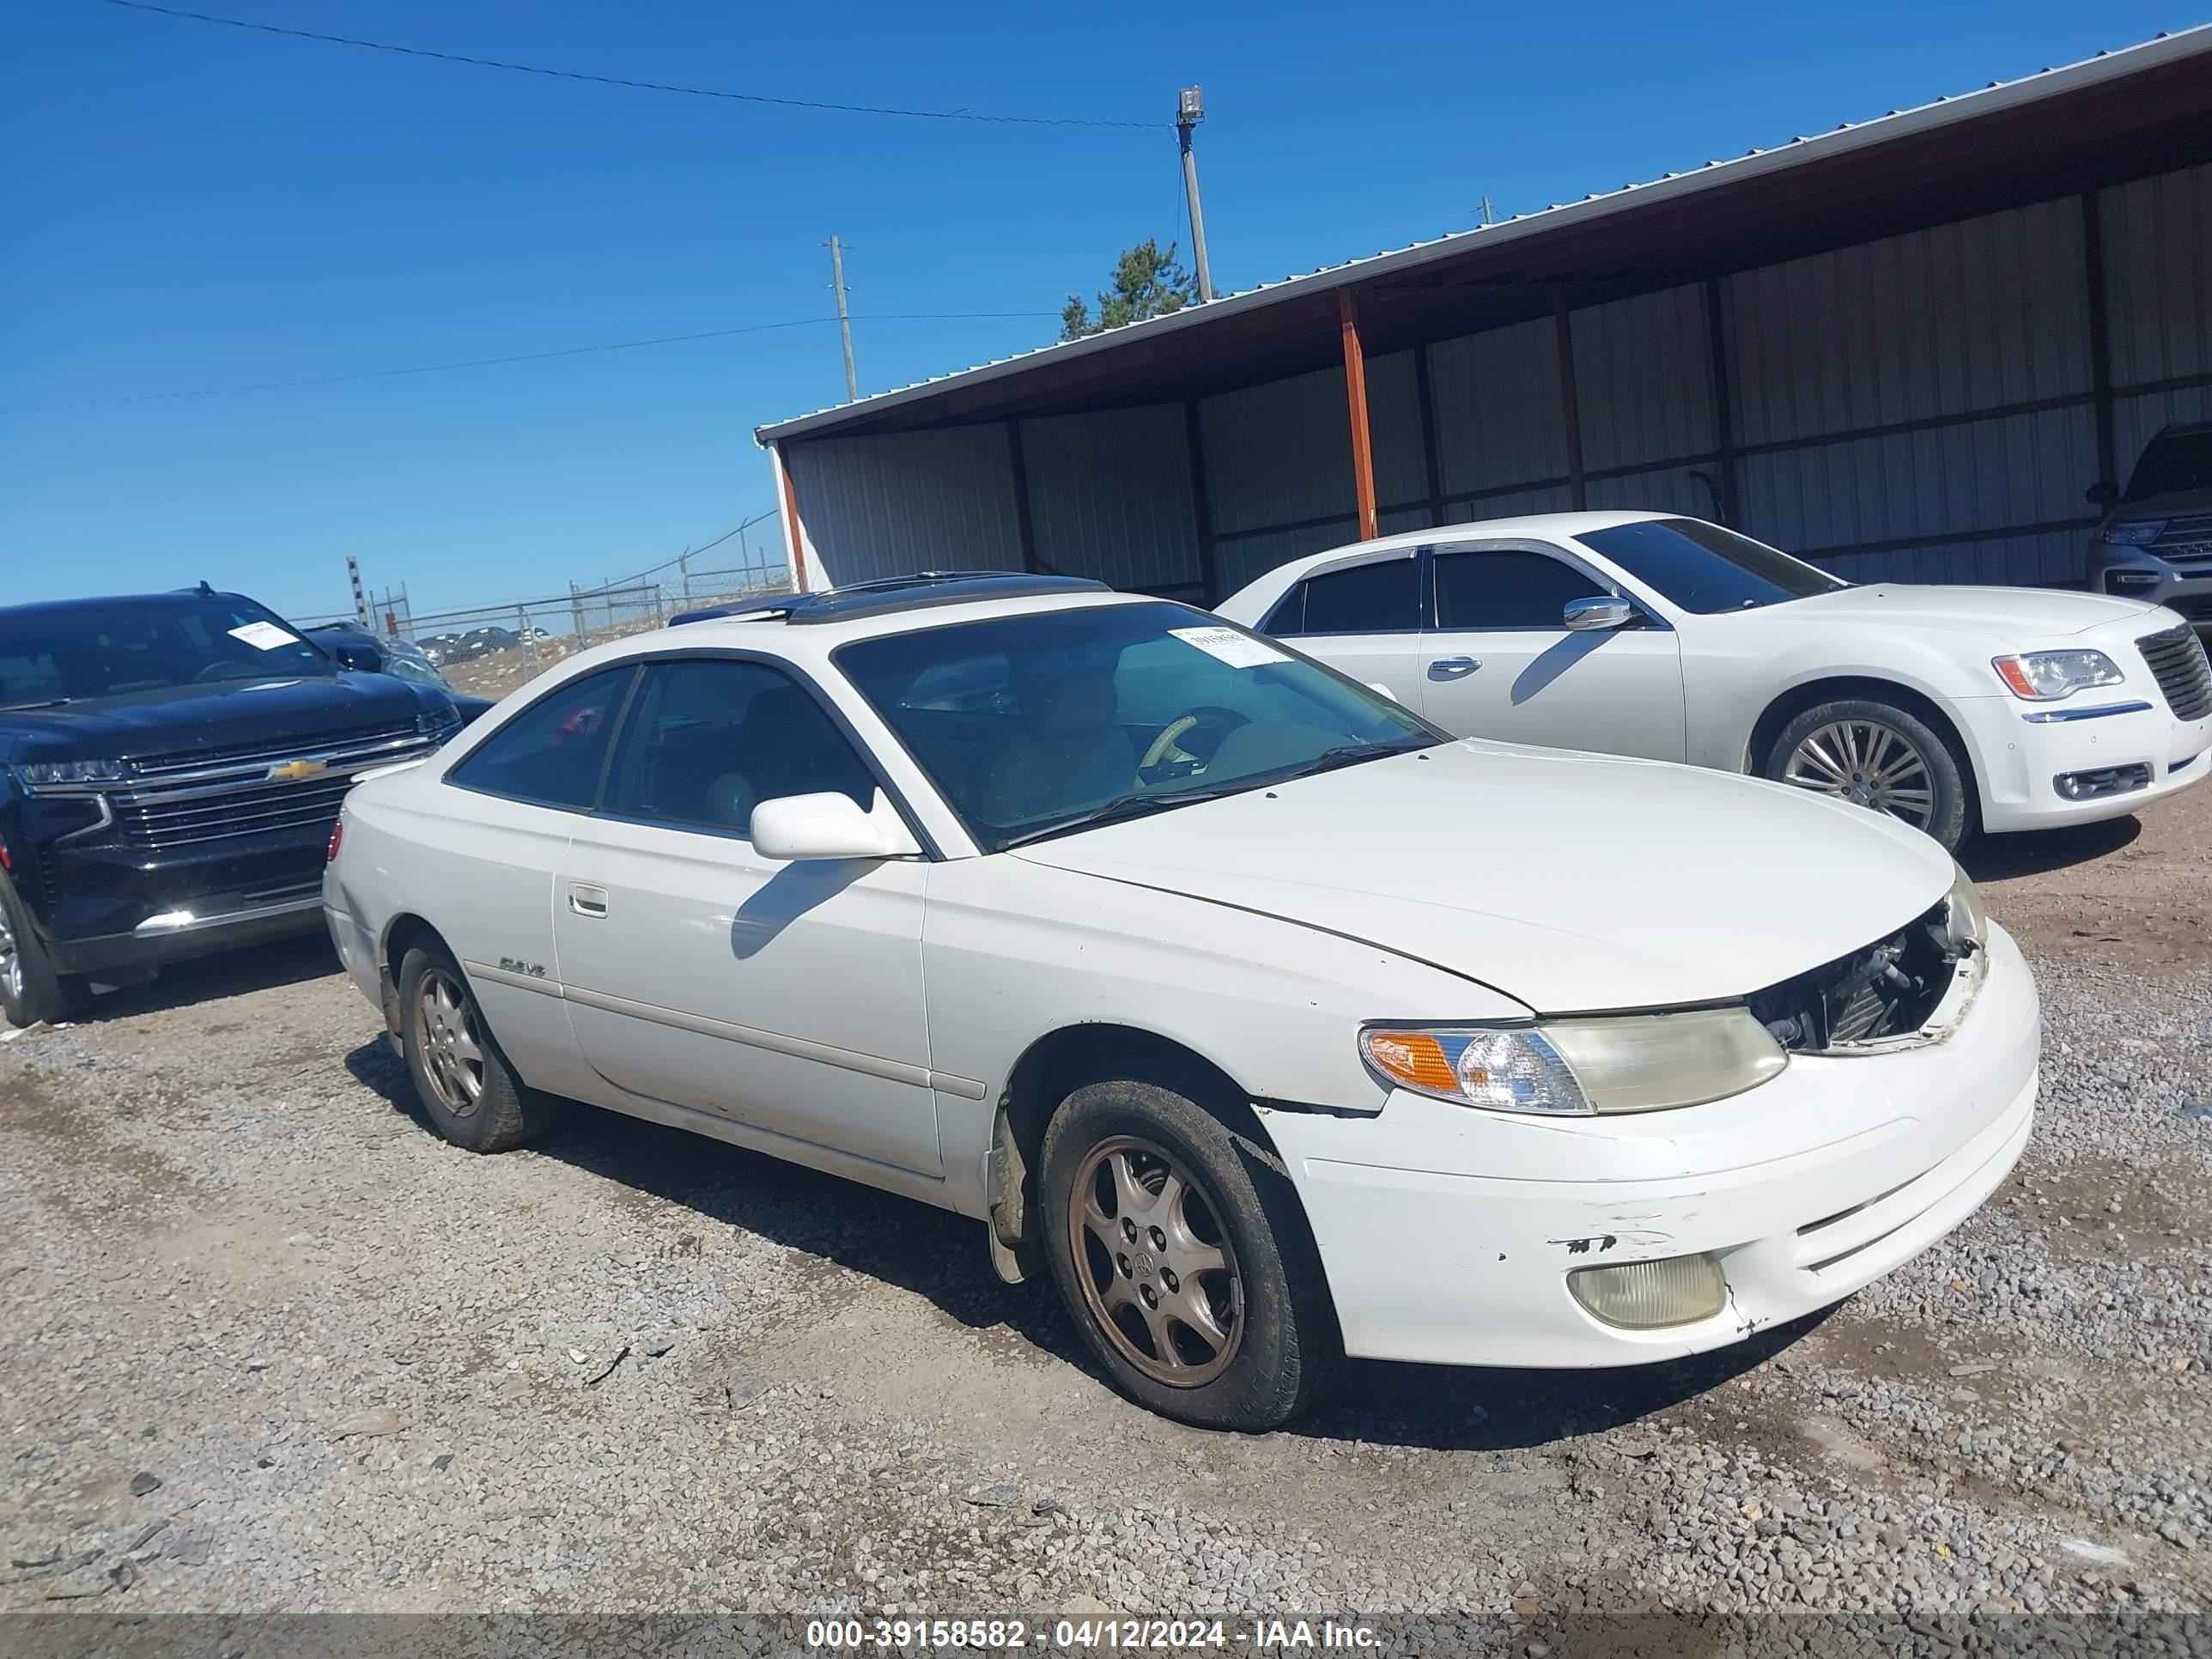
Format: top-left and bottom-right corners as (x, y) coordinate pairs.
(1214, 512), (2212, 850)
(325, 573), (2039, 1431)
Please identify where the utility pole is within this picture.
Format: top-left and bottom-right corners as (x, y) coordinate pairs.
(828, 235), (858, 401)
(1176, 87), (1214, 304)
(1479, 197), (1495, 227)
(346, 555), (370, 629)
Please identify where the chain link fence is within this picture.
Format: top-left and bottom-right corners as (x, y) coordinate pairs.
(291, 529), (789, 700)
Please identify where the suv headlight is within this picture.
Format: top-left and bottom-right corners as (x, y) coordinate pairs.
(1991, 650), (2124, 701)
(1361, 1007), (1787, 1116)
(415, 705), (463, 740)
(2102, 522), (2166, 545)
(18, 759), (129, 791)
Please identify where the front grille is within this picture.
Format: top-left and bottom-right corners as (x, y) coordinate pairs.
(2156, 539), (2212, 565)
(1747, 900), (1961, 1052)
(2154, 512), (2212, 544)
(2137, 625), (2212, 722)
(129, 722), (417, 781)
(113, 775), (358, 852)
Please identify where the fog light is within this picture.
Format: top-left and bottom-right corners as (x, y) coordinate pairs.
(2106, 571), (2163, 592)
(2053, 763), (2151, 802)
(1568, 1253), (1729, 1329)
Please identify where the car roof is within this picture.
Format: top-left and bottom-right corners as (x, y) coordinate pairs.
(1222, 510), (1681, 601)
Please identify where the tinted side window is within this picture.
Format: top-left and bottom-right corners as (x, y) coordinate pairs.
(601, 659), (875, 835)
(449, 667), (632, 809)
(1434, 550), (1605, 629)
(1287, 560), (1419, 635)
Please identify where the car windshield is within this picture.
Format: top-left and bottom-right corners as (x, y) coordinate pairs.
(836, 600), (1442, 852)
(2125, 431), (2212, 501)
(381, 654), (452, 690)
(0, 596), (336, 708)
(1575, 518), (1848, 614)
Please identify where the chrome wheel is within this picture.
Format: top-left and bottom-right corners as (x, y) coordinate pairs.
(1782, 719), (1936, 830)
(0, 904), (21, 1006)
(416, 969), (486, 1117)
(1067, 1135), (1243, 1388)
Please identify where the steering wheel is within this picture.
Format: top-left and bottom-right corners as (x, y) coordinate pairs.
(1137, 705), (1249, 780)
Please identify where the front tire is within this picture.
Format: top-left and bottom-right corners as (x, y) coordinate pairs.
(1763, 698), (1974, 851)
(0, 872), (93, 1030)
(397, 944), (559, 1152)
(1039, 1079), (1341, 1431)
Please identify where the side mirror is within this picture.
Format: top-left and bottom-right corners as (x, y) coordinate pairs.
(330, 641), (380, 672)
(1563, 595), (1634, 632)
(2085, 480), (2120, 508)
(750, 792), (921, 862)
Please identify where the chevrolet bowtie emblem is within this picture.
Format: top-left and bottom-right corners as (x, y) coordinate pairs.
(268, 758), (326, 783)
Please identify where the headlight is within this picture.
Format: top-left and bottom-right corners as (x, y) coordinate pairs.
(2102, 522), (2166, 545)
(415, 705), (463, 740)
(1991, 650), (2124, 702)
(1947, 865), (1987, 951)
(18, 759), (129, 791)
(1360, 1007), (1787, 1116)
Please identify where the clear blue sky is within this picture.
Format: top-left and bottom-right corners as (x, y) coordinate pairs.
(4, 1), (2202, 617)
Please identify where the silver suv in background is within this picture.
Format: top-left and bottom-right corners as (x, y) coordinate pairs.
(2087, 420), (2212, 629)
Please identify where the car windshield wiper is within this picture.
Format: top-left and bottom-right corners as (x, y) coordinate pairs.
(0, 697), (72, 711)
(995, 781), (1258, 850)
(1256, 738), (1426, 784)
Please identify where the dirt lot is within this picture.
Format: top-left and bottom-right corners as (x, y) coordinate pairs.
(1, 786), (2208, 1636)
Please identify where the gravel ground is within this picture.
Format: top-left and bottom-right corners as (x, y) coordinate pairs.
(3, 789), (2209, 1634)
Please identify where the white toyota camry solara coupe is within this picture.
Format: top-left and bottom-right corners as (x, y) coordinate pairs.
(325, 572), (2039, 1431)
(1214, 512), (2212, 851)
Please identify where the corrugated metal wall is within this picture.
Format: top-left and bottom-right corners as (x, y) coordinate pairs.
(785, 160), (2211, 601)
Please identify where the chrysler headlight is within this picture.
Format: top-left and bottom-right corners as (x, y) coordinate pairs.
(18, 758), (129, 791)
(1947, 865), (1987, 951)
(1360, 1007), (1787, 1116)
(2101, 522), (2166, 545)
(1991, 650), (2124, 702)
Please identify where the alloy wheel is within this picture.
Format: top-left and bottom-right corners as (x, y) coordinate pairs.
(1782, 719), (1936, 830)
(1067, 1135), (1243, 1388)
(0, 904), (21, 1005)
(416, 969), (487, 1117)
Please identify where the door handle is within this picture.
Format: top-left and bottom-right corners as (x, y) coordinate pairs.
(568, 883), (609, 918)
(1427, 656), (1482, 680)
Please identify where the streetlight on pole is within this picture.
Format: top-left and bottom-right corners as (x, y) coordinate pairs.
(1176, 87), (1214, 305)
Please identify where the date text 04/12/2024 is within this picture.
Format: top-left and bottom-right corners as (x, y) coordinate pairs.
(804, 1619), (1384, 1650)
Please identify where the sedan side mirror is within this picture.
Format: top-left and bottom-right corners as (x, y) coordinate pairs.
(751, 792), (921, 862)
(1563, 595), (1634, 632)
(2085, 480), (2120, 508)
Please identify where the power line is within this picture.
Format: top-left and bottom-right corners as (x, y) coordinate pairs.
(12, 311), (1062, 411)
(96, 0), (1163, 129)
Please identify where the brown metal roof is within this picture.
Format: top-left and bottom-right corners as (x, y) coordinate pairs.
(757, 27), (2212, 445)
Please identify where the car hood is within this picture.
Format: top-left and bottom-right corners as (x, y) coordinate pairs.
(1012, 740), (1954, 1014)
(1776, 583), (2161, 641)
(3, 672), (440, 769)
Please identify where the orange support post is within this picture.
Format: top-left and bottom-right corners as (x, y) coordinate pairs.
(773, 443), (810, 593)
(1339, 289), (1379, 542)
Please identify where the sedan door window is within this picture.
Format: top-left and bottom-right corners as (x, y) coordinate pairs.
(1432, 549), (1607, 630)
(447, 666), (633, 809)
(1269, 558), (1420, 636)
(600, 659), (876, 836)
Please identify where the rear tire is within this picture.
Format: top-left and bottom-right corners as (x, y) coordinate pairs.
(1039, 1078), (1341, 1431)
(397, 943), (559, 1152)
(1762, 698), (1974, 852)
(0, 872), (94, 1030)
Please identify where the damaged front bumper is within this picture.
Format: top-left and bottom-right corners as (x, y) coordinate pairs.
(1257, 922), (2039, 1370)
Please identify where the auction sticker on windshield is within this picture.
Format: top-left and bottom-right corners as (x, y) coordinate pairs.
(229, 621), (301, 651)
(1171, 626), (1289, 669)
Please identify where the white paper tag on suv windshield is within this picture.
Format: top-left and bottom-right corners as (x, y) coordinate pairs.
(228, 621), (300, 651)
(1171, 626), (1289, 669)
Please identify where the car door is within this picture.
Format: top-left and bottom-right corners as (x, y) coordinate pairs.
(551, 654), (941, 1176)
(1419, 541), (1687, 761)
(1254, 551), (1423, 704)
(431, 663), (636, 1103)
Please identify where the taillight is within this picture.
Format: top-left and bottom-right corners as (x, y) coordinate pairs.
(326, 820), (344, 864)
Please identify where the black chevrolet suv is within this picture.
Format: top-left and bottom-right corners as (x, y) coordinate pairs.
(0, 588), (465, 1027)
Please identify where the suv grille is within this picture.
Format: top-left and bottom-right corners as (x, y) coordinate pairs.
(2137, 625), (2212, 722)
(2154, 513), (2212, 544)
(114, 774), (360, 852)
(129, 722), (417, 781)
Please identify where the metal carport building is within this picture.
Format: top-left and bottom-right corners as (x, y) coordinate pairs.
(757, 29), (2212, 607)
